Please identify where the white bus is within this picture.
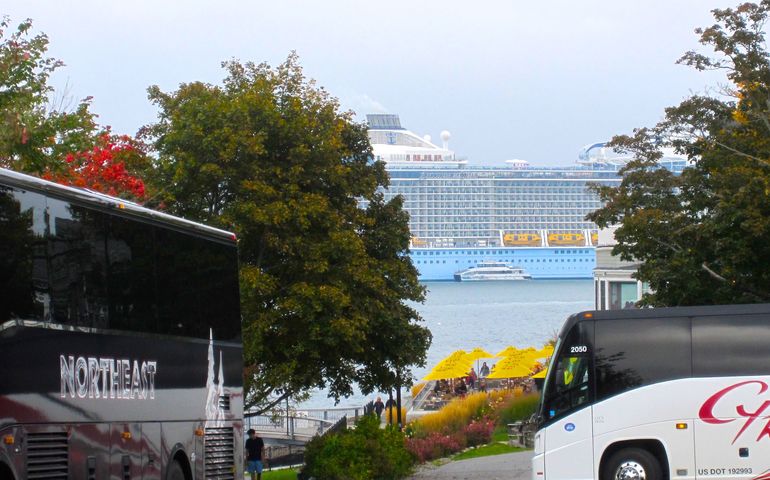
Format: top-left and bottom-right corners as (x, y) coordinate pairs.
(532, 304), (770, 480)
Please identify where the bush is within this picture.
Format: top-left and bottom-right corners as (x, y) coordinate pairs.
(302, 415), (413, 480)
(463, 418), (494, 447)
(497, 393), (540, 425)
(405, 432), (465, 463)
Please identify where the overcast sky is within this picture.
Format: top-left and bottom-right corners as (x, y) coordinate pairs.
(7, 1), (739, 165)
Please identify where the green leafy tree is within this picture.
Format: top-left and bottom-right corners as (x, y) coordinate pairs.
(589, 1), (770, 306)
(0, 16), (99, 173)
(142, 53), (431, 413)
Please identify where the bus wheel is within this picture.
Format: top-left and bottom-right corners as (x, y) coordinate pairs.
(166, 460), (185, 480)
(603, 447), (662, 480)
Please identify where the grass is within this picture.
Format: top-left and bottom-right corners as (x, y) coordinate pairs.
(261, 468), (298, 480)
(492, 427), (508, 443)
(452, 442), (524, 461)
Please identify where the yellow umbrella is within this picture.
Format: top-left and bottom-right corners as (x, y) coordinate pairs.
(500, 350), (540, 364)
(495, 346), (519, 357)
(465, 347), (495, 361)
(422, 354), (473, 381)
(534, 345), (554, 358)
(441, 350), (468, 363)
(487, 357), (533, 379)
(531, 368), (548, 379)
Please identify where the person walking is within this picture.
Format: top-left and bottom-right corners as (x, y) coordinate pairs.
(245, 428), (265, 480)
(373, 396), (385, 420)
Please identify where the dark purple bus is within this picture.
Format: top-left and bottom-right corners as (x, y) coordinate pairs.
(0, 168), (243, 480)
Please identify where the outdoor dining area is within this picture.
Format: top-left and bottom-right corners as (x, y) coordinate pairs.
(416, 345), (552, 411)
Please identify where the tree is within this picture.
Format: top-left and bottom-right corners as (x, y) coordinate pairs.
(589, 1), (770, 306)
(42, 133), (148, 200)
(0, 16), (99, 174)
(142, 53), (431, 413)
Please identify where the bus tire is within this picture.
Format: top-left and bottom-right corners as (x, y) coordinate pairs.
(166, 460), (185, 480)
(602, 447), (662, 480)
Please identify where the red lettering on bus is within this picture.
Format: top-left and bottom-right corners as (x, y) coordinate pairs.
(699, 381), (770, 444)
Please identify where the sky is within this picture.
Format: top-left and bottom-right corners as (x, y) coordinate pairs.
(7, 1), (739, 166)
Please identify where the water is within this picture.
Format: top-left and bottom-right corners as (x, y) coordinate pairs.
(301, 279), (594, 408)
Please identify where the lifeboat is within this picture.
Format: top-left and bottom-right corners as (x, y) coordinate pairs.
(411, 236), (427, 247)
(503, 233), (541, 247)
(547, 232), (586, 246)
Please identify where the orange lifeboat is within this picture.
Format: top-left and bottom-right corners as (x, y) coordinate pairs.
(503, 233), (542, 247)
(547, 232), (586, 246)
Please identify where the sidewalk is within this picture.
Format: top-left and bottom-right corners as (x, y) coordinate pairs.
(408, 450), (532, 480)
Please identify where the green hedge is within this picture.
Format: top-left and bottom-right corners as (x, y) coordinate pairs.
(301, 415), (413, 480)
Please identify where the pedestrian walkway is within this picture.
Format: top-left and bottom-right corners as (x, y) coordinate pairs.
(408, 450), (532, 480)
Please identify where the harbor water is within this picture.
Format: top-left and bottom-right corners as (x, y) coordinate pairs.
(301, 279), (594, 409)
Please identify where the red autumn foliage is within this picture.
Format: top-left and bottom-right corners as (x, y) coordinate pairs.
(44, 133), (146, 200)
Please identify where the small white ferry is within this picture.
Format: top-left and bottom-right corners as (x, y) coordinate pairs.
(453, 261), (532, 281)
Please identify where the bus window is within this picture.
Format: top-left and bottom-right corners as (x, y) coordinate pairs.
(595, 317), (691, 402)
(542, 320), (594, 422)
(0, 186), (48, 323)
(47, 197), (110, 328)
(693, 314), (770, 377)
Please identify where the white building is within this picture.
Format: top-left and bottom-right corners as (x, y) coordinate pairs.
(593, 226), (649, 310)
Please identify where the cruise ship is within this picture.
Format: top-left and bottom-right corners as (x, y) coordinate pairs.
(368, 114), (686, 281)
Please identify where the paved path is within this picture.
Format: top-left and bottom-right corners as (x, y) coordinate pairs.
(408, 451), (532, 480)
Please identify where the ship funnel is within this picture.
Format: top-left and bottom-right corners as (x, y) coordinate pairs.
(441, 130), (451, 150)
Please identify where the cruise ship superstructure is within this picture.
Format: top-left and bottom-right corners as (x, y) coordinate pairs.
(368, 114), (686, 281)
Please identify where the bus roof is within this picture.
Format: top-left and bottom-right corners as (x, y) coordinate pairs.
(0, 167), (236, 243)
(561, 302), (770, 336)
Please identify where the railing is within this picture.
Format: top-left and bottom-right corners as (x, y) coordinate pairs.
(245, 414), (335, 439)
(245, 404), (372, 440)
(408, 380), (436, 411)
(263, 444), (305, 469)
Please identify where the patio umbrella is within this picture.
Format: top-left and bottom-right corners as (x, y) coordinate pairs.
(422, 355), (473, 381)
(499, 349), (540, 364)
(465, 347), (495, 376)
(465, 347), (494, 361)
(534, 345), (554, 359)
(440, 350), (468, 363)
(531, 368), (548, 379)
(495, 346), (519, 357)
(487, 356), (533, 379)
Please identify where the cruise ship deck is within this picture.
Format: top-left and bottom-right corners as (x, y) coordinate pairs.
(368, 114), (685, 281)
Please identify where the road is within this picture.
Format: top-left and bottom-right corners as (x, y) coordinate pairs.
(408, 451), (532, 480)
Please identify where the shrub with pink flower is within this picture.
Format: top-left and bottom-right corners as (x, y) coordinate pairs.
(463, 417), (495, 447)
(405, 431), (465, 463)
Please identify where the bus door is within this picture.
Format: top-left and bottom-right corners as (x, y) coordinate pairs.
(541, 321), (594, 480)
(110, 423), (141, 480)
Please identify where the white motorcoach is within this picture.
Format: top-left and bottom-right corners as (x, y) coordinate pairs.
(533, 304), (770, 480)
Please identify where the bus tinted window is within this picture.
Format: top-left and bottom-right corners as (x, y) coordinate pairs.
(693, 314), (770, 377)
(108, 215), (159, 334)
(47, 198), (111, 328)
(156, 227), (240, 341)
(0, 186), (48, 323)
(595, 317), (691, 402)
(1, 185), (240, 341)
(543, 320), (594, 421)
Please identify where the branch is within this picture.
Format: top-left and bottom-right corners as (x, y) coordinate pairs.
(648, 234), (770, 300)
(244, 388), (297, 415)
(711, 139), (770, 168)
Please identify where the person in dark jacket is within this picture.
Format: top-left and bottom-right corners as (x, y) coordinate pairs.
(373, 396), (385, 420)
(245, 429), (265, 480)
